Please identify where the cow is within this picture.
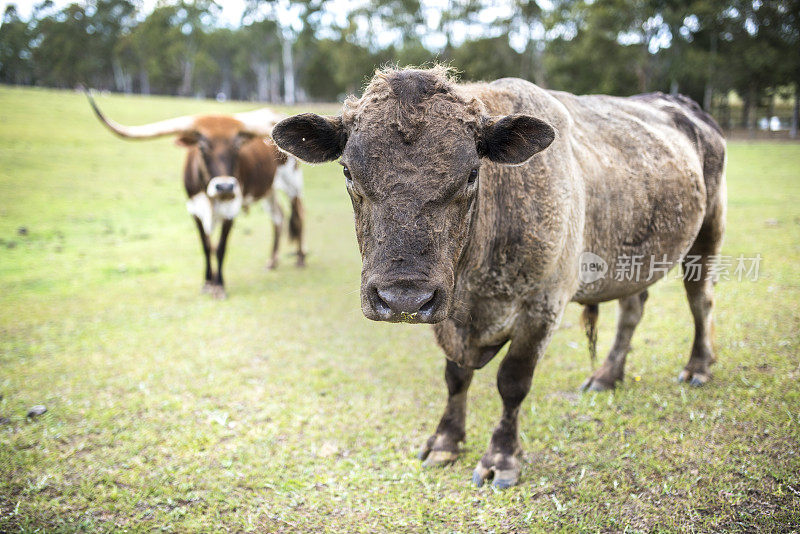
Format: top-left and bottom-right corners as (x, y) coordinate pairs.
(271, 66), (726, 489)
(86, 92), (306, 299)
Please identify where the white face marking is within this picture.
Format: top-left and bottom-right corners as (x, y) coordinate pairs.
(213, 196), (243, 221)
(206, 176), (240, 199)
(206, 176), (243, 221)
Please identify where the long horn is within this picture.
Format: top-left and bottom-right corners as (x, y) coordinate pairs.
(233, 108), (284, 137)
(84, 88), (196, 139)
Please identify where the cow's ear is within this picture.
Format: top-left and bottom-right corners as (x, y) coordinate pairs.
(478, 115), (555, 165)
(272, 113), (346, 163)
(175, 131), (200, 147)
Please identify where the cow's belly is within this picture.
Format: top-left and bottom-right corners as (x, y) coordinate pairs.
(572, 168), (707, 304)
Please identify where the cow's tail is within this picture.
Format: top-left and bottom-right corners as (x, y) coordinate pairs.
(288, 196), (304, 243)
(581, 304), (599, 366)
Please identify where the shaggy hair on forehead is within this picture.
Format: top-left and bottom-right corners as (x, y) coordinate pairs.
(342, 65), (487, 143)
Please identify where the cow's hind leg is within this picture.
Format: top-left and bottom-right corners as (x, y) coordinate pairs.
(265, 194), (283, 270)
(289, 196), (306, 267)
(679, 209), (724, 386)
(581, 290), (648, 392)
(418, 359), (474, 467)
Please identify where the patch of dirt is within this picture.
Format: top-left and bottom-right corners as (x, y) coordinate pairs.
(715, 485), (800, 532)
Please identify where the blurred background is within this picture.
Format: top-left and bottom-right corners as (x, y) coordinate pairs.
(0, 0), (798, 138)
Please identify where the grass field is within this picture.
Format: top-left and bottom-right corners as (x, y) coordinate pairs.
(0, 85), (798, 533)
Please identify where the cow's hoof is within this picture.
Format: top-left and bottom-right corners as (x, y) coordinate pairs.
(580, 376), (616, 392)
(421, 450), (458, 468)
(201, 282), (215, 294)
(267, 259), (278, 270)
(678, 369), (709, 387)
(418, 435), (460, 467)
(209, 285), (227, 300)
(492, 475), (517, 490)
(472, 454), (520, 489)
(295, 255), (306, 268)
(471, 468), (486, 487)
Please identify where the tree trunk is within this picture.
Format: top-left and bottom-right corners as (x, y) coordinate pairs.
(746, 84), (757, 137)
(269, 62), (281, 103)
(703, 33), (717, 111)
(179, 58), (194, 97)
(767, 91), (775, 118)
(220, 66), (231, 100)
(636, 65), (647, 93)
(791, 83), (799, 139)
(112, 59), (129, 93)
(252, 60), (269, 102)
(282, 38), (295, 105)
(531, 39), (546, 87)
(139, 69), (150, 95)
(703, 84), (713, 113)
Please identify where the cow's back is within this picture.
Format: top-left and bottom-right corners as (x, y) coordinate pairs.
(456, 78), (725, 304)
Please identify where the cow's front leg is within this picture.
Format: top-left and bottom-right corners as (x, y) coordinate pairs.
(419, 359), (474, 466)
(193, 216), (215, 294)
(473, 311), (560, 489)
(211, 219), (234, 299)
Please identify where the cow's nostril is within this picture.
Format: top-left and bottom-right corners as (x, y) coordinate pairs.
(418, 290), (438, 314)
(376, 286), (435, 315)
(371, 286), (392, 316)
(367, 282), (443, 323)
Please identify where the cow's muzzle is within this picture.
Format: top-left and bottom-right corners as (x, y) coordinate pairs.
(364, 280), (446, 323)
(207, 176), (239, 200)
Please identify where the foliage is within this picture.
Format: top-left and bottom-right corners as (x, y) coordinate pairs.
(0, 0), (797, 121)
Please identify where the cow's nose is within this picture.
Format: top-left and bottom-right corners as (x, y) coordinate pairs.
(369, 283), (440, 323)
(216, 182), (235, 193)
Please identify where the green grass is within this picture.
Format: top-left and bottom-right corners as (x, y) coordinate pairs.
(0, 85), (798, 532)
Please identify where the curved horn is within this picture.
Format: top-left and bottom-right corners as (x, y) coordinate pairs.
(233, 108), (284, 137)
(84, 88), (196, 139)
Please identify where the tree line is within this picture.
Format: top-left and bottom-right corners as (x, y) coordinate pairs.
(1, 0), (798, 134)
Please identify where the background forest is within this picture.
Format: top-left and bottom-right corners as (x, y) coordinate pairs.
(1, 0), (798, 133)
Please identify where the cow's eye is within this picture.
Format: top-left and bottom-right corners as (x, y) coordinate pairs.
(343, 166), (352, 182)
(467, 168), (479, 185)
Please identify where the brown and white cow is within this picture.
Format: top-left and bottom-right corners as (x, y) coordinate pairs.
(86, 92), (306, 299)
(272, 67), (726, 488)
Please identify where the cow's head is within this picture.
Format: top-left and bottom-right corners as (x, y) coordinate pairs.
(273, 67), (555, 323)
(85, 91), (279, 208)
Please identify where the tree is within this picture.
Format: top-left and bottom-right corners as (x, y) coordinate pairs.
(544, 0), (651, 96)
(451, 36), (522, 81)
(86, 0), (138, 91)
(0, 5), (35, 85)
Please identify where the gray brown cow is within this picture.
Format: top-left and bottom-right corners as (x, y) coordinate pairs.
(87, 93), (306, 299)
(272, 66), (726, 488)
